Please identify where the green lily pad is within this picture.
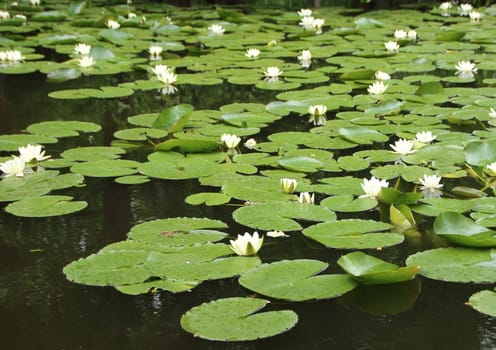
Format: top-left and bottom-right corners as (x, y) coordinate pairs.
(406, 247), (496, 283)
(26, 121), (101, 138)
(338, 127), (388, 145)
(337, 251), (419, 285)
(239, 259), (357, 301)
(61, 146), (125, 161)
(467, 289), (496, 317)
(320, 195), (377, 212)
(185, 192), (231, 206)
(71, 159), (139, 177)
(180, 297), (298, 341)
(0, 134), (58, 152)
(464, 140), (496, 166)
(433, 212), (496, 248)
(5, 195), (87, 217)
(302, 219), (402, 249)
(233, 201), (336, 231)
(113, 128), (167, 141)
(153, 104), (193, 133)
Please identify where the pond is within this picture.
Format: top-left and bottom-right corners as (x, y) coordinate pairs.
(2, 1), (496, 349)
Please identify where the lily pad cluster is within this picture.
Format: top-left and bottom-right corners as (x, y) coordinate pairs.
(2, 0), (496, 342)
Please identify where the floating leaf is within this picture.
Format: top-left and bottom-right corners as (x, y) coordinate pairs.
(302, 219), (402, 249)
(180, 297), (298, 341)
(5, 195), (87, 217)
(337, 252), (419, 285)
(467, 289), (496, 317)
(185, 192), (231, 206)
(152, 104), (194, 133)
(239, 259), (357, 301)
(406, 247), (496, 283)
(26, 121), (101, 138)
(433, 212), (496, 247)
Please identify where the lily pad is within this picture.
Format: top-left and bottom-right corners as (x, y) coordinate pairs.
(302, 219), (402, 249)
(26, 121), (101, 138)
(180, 297), (298, 341)
(337, 252), (419, 285)
(239, 259), (357, 301)
(467, 289), (496, 317)
(5, 195), (87, 217)
(433, 212), (496, 247)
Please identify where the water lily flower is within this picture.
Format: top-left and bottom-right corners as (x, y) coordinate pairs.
(384, 40), (400, 53)
(299, 16), (315, 30)
(312, 18), (325, 34)
(30, 0), (40, 6)
(0, 156), (25, 177)
(74, 43), (91, 56)
(245, 48), (260, 59)
(415, 131), (436, 144)
(266, 230), (288, 238)
(375, 71), (391, 80)
(390, 138), (415, 155)
(244, 138), (257, 149)
(160, 85), (177, 95)
(1, 50), (23, 63)
(297, 8), (312, 17)
(229, 231), (263, 256)
(165, 16), (173, 25)
(439, 1), (452, 12)
(455, 60), (477, 79)
(359, 176), (389, 199)
(151, 64), (170, 76)
(128, 12), (137, 18)
(0, 10), (10, 19)
(297, 49), (312, 68)
(221, 133), (241, 149)
(308, 104), (327, 117)
(489, 108), (496, 118)
(486, 162), (496, 176)
(148, 45), (163, 60)
(78, 56), (95, 68)
(18, 144), (50, 163)
(264, 66), (283, 82)
(298, 192), (315, 204)
(367, 81), (388, 95)
(459, 3), (473, 16)
(419, 174), (443, 198)
(208, 24), (225, 35)
(106, 19), (120, 29)
(156, 70), (177, 85)
(394, 29), (407, 40)
(407, 30), (417, 40)
(469, 11), (481, 23)
(280, 178), (297, 193)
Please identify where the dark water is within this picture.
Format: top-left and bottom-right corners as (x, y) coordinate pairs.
(1, 73), (496, 350)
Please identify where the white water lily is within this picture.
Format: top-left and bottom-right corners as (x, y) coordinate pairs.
(489, 108), (496, 118)
(106, 19), (120, 29)
(486, 162), (496, 176)
(14, 14), (26, 22)
(455, 60), (477, 79)
(280, 178), (297, 193)
(367, 81), (388, 95)
(156, 70), (177, 85)
(264, 66), (283, 81)
(297, 49), (312, 68)
(308, 104), (327, 116)
(266, 230), (288, 238)
(0, 50), (24, 63)
(312, 18), (325, 34)
(245, 48), (260, 59)
(244, 138), (257, 149)
(208, 24), (225, 35)
(419, 174), (443, 198)
(297, 8), (312, 17)
(469, 11), (481, 23)
(0, 156), (25, 177)
(221, 133), (241, 149)
(360, 176), (389, 199)
(375, 71), (391, 81)
(298, 192), (315, 204)
(148, 45), (163, 60)
(151, 64), (170, 76)
(128, 12), (137, 18)
(407, 30), (417, 40)
(160, 85), (177, 95)
(394, 29), (407, 40)
(415, 131), (436, 144)
(78, 56), (95, 68)
(74, 43), (91, 56)
(439, 1), (452, 12)
(229, 231), (263, 256)
(459, 3), (473, 16)
(18, 144), (50, 163)
(299, 16), (315, 30)
(0, 10), (10, 19)
(390, 138), (415, 155)
(30, 0), (40, 6)
(384, 40), (400, 52)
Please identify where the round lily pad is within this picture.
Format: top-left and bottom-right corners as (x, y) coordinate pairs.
(180, 297), (298, 341)
(467, 289), (496, 317)
(26, 121), (101, 138)
(61, 146), (126, 161)
(239, 259), (357, 301)
(71, 159), (139, 177)
(5, 195), (87, 217)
